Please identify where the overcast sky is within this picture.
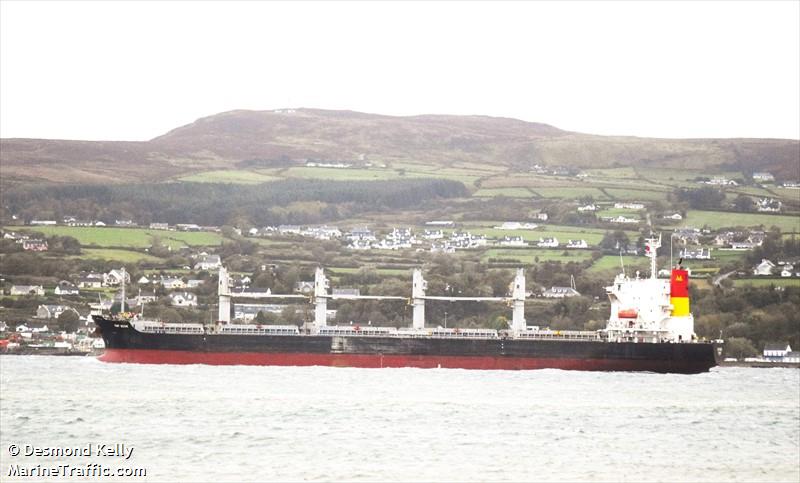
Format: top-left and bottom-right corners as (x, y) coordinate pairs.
(1, 1), (798, 141)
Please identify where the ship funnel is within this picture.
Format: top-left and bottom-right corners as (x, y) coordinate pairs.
(670, 269), (690, 316)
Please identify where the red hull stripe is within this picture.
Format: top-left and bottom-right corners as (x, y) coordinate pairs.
(99, 349), (702, 372)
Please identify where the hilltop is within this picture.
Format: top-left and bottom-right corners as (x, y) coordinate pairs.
(1, 108), (798, 185)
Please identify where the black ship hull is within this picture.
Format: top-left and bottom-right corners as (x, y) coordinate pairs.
(94, 317), (718, 373)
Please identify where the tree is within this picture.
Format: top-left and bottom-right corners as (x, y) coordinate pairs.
(57, 309), (81, 333)
(723, 337), (757, 360)
(733, 195), (754, 212)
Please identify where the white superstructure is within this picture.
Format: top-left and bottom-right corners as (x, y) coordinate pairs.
(603, 235), (695, 343)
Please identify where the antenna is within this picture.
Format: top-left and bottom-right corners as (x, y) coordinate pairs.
(619, 250), (626, 277)
(570, 274), (576, 290)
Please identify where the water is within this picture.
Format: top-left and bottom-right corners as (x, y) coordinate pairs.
(1, 356), (798, 482)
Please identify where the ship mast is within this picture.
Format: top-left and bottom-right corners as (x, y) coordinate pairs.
(644, 234), (661, 279)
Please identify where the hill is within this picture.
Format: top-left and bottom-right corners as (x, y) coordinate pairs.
(1, 108), (798, 185)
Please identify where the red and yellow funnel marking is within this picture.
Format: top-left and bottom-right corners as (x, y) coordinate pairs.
(670, 269), (690, 316)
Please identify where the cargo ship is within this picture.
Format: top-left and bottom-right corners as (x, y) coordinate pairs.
(94, 236), (720, 373)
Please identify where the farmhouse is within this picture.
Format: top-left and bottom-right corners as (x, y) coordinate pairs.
(537, 237), (559, 248)
(149, 223), (170, 230)
(168, 292), (198, 307)
(577, 204), (598, 212)
(542, 286), (581, 298)
(36, 304), (80, 319)
(495, 222), (537, 230)
(763, 343), (792, 361)
(752, 259), (776, 276)
(499, 236), (527, 247)
(104, 269), (130, 286)
(10, 285), (45, 296)
(680, 248), (712, 260)
(756, 198), (781, 212)
(233, 303), (286, 321)
(54, 281), (80, 296)
(752, 172), (774, 182)
(21, 239), (48, 251)
(661, 213), (683, 220)
(194, 254), (222, 270)
(566, 239), (589, 249)
(161, 277), (186, 289)
(77, 272), (104, 288)
(614, 202), (645, 210)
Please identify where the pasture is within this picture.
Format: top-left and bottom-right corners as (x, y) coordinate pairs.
(681, 211), (800, 232)
(179, 170), (279, 184)
(9, 226), (225, 249)
(72, 248), (164, 263)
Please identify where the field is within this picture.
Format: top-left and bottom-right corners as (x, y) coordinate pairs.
(587, 256), (649, 273)
(8, 226), (225, 249)
(681, 211), (800, 232)
(732, 278), (800, 288)
(473, 188), (535, 198)
(71, 248), (164, 263)
(178, 170), (279, 184)
(483, 248), (594, 264)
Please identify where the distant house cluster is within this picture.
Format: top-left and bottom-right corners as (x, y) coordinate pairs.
(752, 260), (799, 278)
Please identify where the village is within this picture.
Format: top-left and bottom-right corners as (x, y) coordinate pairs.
(2, 184), (798, 362)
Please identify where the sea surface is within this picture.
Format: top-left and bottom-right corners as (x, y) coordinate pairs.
(0, 356), (798, 482)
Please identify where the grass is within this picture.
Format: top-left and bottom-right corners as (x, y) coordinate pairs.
(530, 187), (610, 199)
(7, 226), (225, 249)
(473, 188), (535, 198)
(681, 211), (800, 232)
(483, 248), (594, 264)
(588, 255), (648, 273)
(285, 166), (420, 181)
(583, 167), (639, 179)
(601, 188), (670, 201)
(72, 248), (164, 263)
(178, 170), (279, 184)
(732, 278), (800, 288)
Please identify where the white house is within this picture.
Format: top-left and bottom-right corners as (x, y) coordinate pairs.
(194, 254), (222, 270)
(566, 239), (588, 249)
(104, 269), (130, 286)
(537, 237), (559, 248)
(662, 213), (683, 220)
(680, 248), (712, 260)
(763, 343), (792, 361)
(606, 215), (639, 224)
(577, 204), (598, 212)
(36, 304), (79, 319)
(499, 236), (528, 247)
(753, 259), (776, 276)
(54, 281), (80, 296)
(168, 292), (198, 307)
(752, 172), (774, 182)
(542, 286), (580, 298)
(423, 229), (444, 240)
(756, 198), (782, 212)
(161, 277), (186, 290)
(137, 276), (151, 285)
(781, 265), (794, 277)
(10, 285), (44, 296)
(614, 202), (645, 210)
(495, 222), (537, 230)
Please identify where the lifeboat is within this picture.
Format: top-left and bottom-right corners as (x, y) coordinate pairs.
(618, 309), (638, 319)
